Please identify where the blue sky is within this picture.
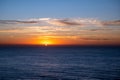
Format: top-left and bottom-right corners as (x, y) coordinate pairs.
(0, 0), (120, 20)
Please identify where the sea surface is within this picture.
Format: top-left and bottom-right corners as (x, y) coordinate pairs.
(0, 45), (120, 80)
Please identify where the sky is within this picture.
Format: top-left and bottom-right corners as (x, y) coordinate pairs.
(0, 0), (120, 45)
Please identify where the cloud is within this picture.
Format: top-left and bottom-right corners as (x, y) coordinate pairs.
(47, 18), (83, 26)
(0, 29), (22, 33)
(81, 37), (110, 41)
(0, 18), (120, 27)
(0, 20), (37, 24)
(89, 28), (112, 31)
(102, 20), (120, 26)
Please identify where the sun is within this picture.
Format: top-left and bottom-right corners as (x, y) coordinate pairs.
(40, 40), (52, 46)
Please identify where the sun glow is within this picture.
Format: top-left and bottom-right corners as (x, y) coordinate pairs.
(40, 40), (53, 46)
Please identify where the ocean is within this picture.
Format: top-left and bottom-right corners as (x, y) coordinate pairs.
(0, 45), (120, 80)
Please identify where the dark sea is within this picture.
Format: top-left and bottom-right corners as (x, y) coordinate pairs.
(0, 45), (120, 80)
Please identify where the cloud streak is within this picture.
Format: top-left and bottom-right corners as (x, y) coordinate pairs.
(102, 20), (120, 26)
(47, 18), (83, 26)
(0, 18), (120, 26)
(81, 37), (111, 41)
(0, 20), (37, 24)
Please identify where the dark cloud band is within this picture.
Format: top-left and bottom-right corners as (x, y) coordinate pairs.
(0, 18), (120, 26)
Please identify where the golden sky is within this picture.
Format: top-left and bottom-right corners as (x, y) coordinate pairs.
(0, 18), (120, 46)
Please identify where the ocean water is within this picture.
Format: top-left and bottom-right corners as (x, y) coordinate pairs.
(0, 45), (120, 80)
